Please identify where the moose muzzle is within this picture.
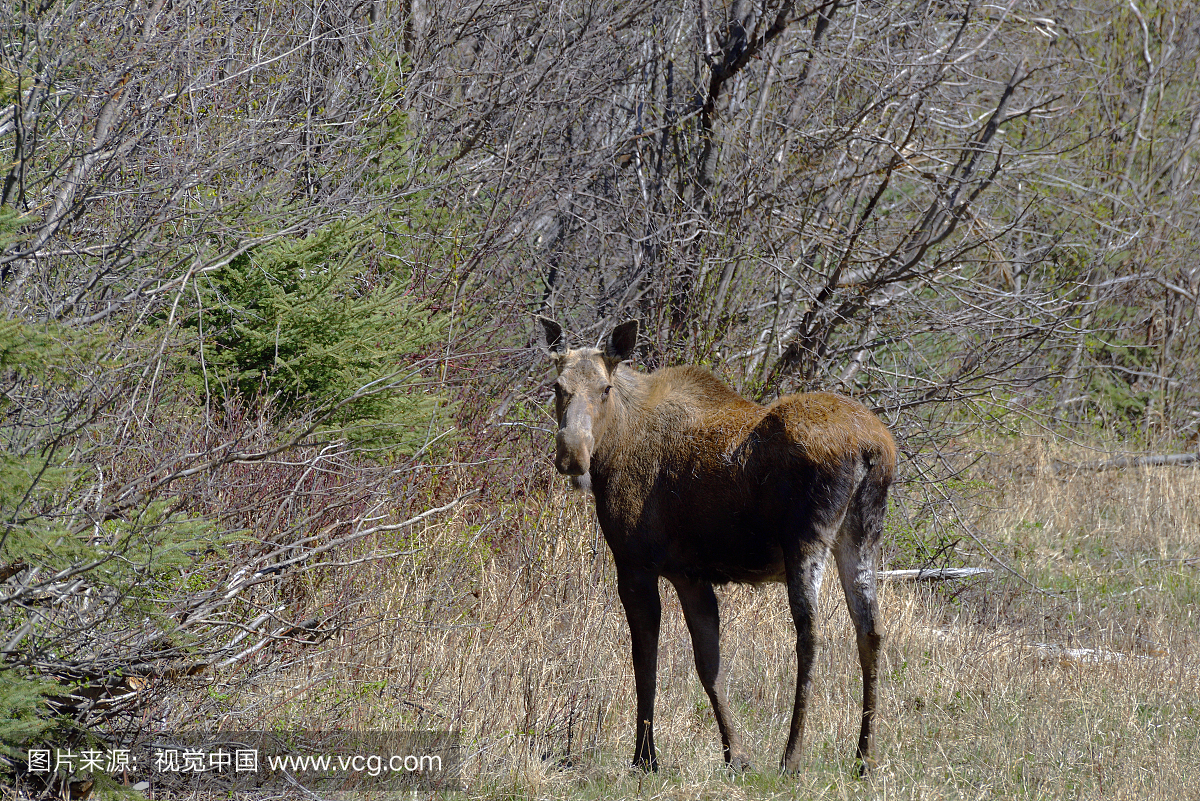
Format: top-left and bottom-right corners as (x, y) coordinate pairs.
(555, 418), (593, 477)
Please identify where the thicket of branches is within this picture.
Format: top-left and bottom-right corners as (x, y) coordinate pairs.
(1, 1), (467, 791)
(405, 0), (1198, 440)
(2, 0), (1199, 794)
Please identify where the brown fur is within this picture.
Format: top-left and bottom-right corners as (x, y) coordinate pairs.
(542, 319), (896, 774)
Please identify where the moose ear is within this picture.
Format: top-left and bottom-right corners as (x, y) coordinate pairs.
(604, 320), (638, 364)
(539, 316), (565, 355)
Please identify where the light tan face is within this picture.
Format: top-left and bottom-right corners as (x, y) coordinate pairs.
(540, 318), (638, 483)
(550, 350), (615, 477)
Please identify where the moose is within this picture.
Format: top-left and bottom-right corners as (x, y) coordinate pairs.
(541, 318), (896, 774)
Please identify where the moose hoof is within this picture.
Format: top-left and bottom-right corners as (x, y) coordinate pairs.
(631, 756), (658, 773)
(779, 753), (803, 775)
(727, 752), (752, 773)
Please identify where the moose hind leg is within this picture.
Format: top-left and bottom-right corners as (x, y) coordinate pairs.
(835, 504), (884, 773)
(781, 542), (830, 773)
(672, 577), (750, 771)
(617, 567), (662, 771)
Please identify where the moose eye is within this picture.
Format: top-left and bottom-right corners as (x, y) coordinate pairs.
(602, 385), (613, 399)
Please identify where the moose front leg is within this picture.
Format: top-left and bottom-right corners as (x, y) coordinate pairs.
(672, 577), (750, 771)
(617, 567), (662, 771)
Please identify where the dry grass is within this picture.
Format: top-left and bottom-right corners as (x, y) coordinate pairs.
(205, 444), (1200, 799)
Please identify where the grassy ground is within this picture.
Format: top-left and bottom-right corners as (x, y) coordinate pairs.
(208, 442), (1200, 799)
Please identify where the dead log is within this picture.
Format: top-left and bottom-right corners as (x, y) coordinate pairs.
(877, 567), (992, 582)
(1058, 452), (1198, 472)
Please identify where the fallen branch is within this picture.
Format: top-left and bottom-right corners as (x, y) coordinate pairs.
(878, 567), (992, 582)
(1027, 642), (1153, 665)
(1056, 452), (1199, 472)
